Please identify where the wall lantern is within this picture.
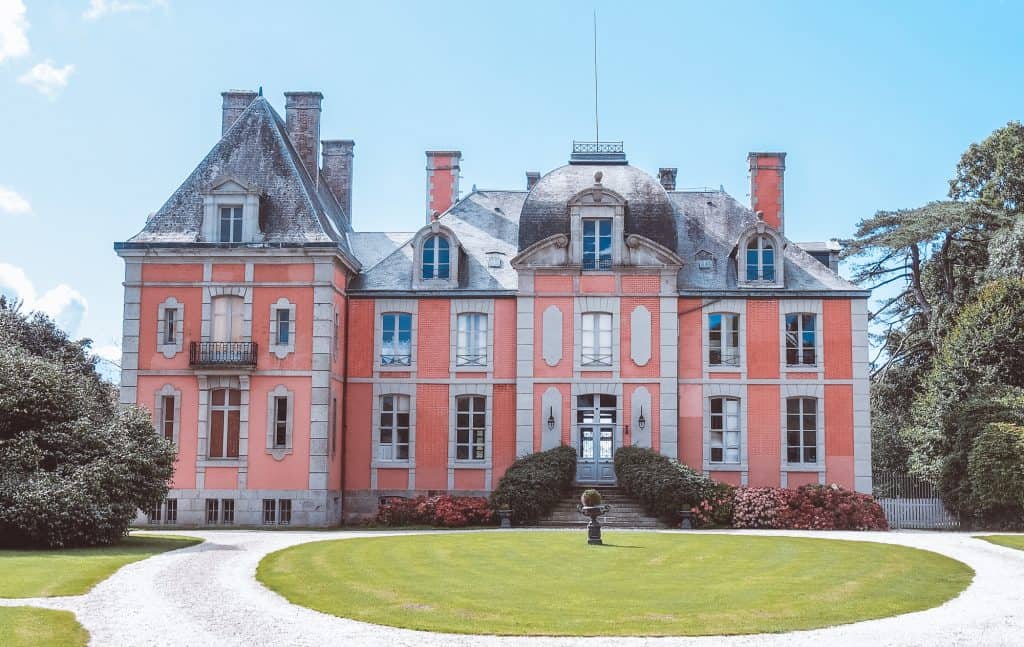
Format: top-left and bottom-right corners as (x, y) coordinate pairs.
(547, 407), (556, 431)
(637, 405), (647, 431)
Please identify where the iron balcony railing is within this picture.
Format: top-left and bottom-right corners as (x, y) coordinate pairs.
(189, 341), (258, 367)
(572, 140), (624, 154)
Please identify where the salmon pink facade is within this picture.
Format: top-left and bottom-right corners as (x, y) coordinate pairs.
(118, 90), (870, 526)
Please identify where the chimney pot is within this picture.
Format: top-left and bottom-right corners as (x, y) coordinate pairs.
(658, 168), (677, 191)
(425, 150), (462, 223)
(748, 152), (786, 232)
(284, 91), (324, 178)
(321, 140), (355, 222)
(221, 90), (257, 135)
(526, 171), (541, 190)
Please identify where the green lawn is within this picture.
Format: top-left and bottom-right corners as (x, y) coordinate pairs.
(0, 534), (201, 598)
(257, 531), (973, 636)
(0, 607), (88, 647)
(976, 535), (1024, 551)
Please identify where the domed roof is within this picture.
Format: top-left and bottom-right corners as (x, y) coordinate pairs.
(517, 163), (678, 252)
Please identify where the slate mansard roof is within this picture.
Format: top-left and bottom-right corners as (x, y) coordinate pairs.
(117, 97), (356, 260)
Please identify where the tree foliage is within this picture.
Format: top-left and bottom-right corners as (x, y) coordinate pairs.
(0, 298), (176, 547)
(950, 120), (1024, 215)
(968, 422), (1024, 524)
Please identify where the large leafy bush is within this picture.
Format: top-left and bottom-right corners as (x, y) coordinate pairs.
(0, 300), (176, 547)
(489, 445), (576, 524)
(731, 485), (888, 530)
(376, 495), (495, 527)
(967, 423), (1024, 526)
(613, 446), (716, 522)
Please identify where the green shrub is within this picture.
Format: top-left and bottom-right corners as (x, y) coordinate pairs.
(968, 423), (1024, 526)
(613, 446), (716, 522)
(489, 445), (576, 524)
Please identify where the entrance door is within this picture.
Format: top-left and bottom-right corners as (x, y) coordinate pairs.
(576, 394), (616, 483)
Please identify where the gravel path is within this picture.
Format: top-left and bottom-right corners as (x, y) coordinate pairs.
(2, 528), (1022, 647)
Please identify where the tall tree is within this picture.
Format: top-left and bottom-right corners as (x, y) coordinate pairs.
(950, 120), (1024, 215)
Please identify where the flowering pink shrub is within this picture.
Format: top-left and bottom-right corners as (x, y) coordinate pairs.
(376, 495), (496, 527)
(732, 487), (790, 528)
(691, 483), (736, 528)
(724, 484), (888, 530)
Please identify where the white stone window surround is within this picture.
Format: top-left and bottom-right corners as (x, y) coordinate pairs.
(702, 298), (747, 374)
(448, 382), (494, 475)
(374, 299), (418, 374)
(265, 385), (295, 461)
(156, 297), (184, 359)
(778, 299), (824, 372)
(567, 179), (627, 270)
(196, 375), (250, 471)
(569, 382), (624, 455)
(449, 299), (495, 373)
(200, 176), (263, 244)
(201, 286), (253, 343)
(154, 384), (182, 447)
(736, 217), (785, 289)
(574, 296), (620, 373)
(702, 383), (748, 473)
(411, 221), (461, 290)
(779, 382), (826, 474)
(371, 382), (417, 473)
(268, 297), (297, 359)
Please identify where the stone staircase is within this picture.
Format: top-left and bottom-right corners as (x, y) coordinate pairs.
(536, 486), (664, 529)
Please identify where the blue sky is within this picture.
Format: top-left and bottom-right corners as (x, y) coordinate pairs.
(1, 0), (1022, 369)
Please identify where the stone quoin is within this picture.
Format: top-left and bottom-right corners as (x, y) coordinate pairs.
(115, 90), (870, 526)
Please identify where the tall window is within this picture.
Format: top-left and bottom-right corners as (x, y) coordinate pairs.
(455, 395), (486, 461)
(786, 397), (818, 464)
(273, 396), (288, 448)
(278, 499), (292, 525)
(276, 308), (291, 345)
(456, 313), (487, 366)
(206, 498), (220, 524)
(785, 313), (816, 365)
(708, 313), (740, 366)
(378, 394), (410, 460)
(208, 388), (241, 458)
(160, 395), (175, 442)
(582, 219), (612, 270)
(222, 499), (234, 525)
(709, 397), (740, 464)
(211, 295), (244, 343)
(262, 498), (277, 524)
(581, 312), (613, 366)
(164, 499), (177, 525)
(219, 206), (243, 243)
(380, 313), (412, 365)
(421, 235), (450, 279)
(164, 308), (177, 345)
(745, 235), (775, 282)
(147, 503), (161, 523)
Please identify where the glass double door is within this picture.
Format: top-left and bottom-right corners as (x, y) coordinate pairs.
(575, 394), (617, 484)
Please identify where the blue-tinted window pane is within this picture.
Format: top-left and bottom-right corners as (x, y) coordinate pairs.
(746, 249), (759, 280)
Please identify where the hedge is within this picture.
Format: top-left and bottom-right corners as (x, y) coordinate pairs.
(489, 445), (576, 524)
(968, 422), (1024, 526)
(613, 446), (717, 522)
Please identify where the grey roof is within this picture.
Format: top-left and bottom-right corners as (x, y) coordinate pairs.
(351, 190), (524, 292)
(668, 191), (861, 292)
(123, 97), (354, 256)
(518, 163), (677, 252)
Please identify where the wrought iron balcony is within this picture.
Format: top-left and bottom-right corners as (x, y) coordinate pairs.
(189, 341), (258, 368)
(570, 140), (627, 165)
(572, 140), (624, 154)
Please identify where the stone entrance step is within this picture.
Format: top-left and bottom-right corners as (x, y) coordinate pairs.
(537, 486), (665, 529)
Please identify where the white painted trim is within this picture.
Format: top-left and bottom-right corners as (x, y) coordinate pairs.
(268, 297), (297, 359)
(154, 384), (182, 447)
(779, 299), (824, 372)
(701, 383), (747, 472)
(449, 299), (495, 374)
(373, 299), (418, 374)
(265, 384), (295, 461)
(156, 297), (184, 359)
(779, 383), (826, 472)
(371, 382), (417, 490)
(447, 383), (494, 490)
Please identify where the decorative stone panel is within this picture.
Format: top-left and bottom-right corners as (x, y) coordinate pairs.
(542, 305), (563, 367)
(630, 305), (651, 367)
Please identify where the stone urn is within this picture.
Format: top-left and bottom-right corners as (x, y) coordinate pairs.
(577, 489), (611, 545)
(497, 509), (513, 529)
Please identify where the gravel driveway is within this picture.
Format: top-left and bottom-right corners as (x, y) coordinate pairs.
(2, 528), (1022, 647)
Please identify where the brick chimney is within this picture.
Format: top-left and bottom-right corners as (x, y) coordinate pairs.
(748, 152), (786, 232)
(221, 90), (257, 135)
(526, 171), (541, 191)
(658, 168), (677, 191)
(425, 150), (461, 223)
(284, 91), (323, 177)
(321, 140), (354, 220)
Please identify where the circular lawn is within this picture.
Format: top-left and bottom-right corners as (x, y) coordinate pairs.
(257, 531), (973, 637)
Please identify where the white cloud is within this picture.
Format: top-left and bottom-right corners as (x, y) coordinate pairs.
(0, 0), (29, 63)
(92, 343), (122, 365)
(83, 0), (167, 21)
(0, 185), (30, 215)
(0, 263), (88, 335)
(18, 60), (74, 98)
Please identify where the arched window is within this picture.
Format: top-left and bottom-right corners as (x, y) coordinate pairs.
(745, 235), (776, 282)
(209, 388), (241, 458)
(421, 235), (450, 280)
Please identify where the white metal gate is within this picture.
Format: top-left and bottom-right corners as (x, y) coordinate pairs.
(873, 472), (959, 530)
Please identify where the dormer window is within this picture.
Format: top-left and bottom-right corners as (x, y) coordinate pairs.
(582, 218), (612, 270)
(219, 206), (243, 243)
(745, 235), (775, 282)
(422, 234), (450, 280)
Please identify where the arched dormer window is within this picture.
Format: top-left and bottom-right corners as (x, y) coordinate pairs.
(421, 234), (450, 280)
(412, 220), (461, 289)
(736, 215), (784, 288)
(568, 171), (626, 271)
